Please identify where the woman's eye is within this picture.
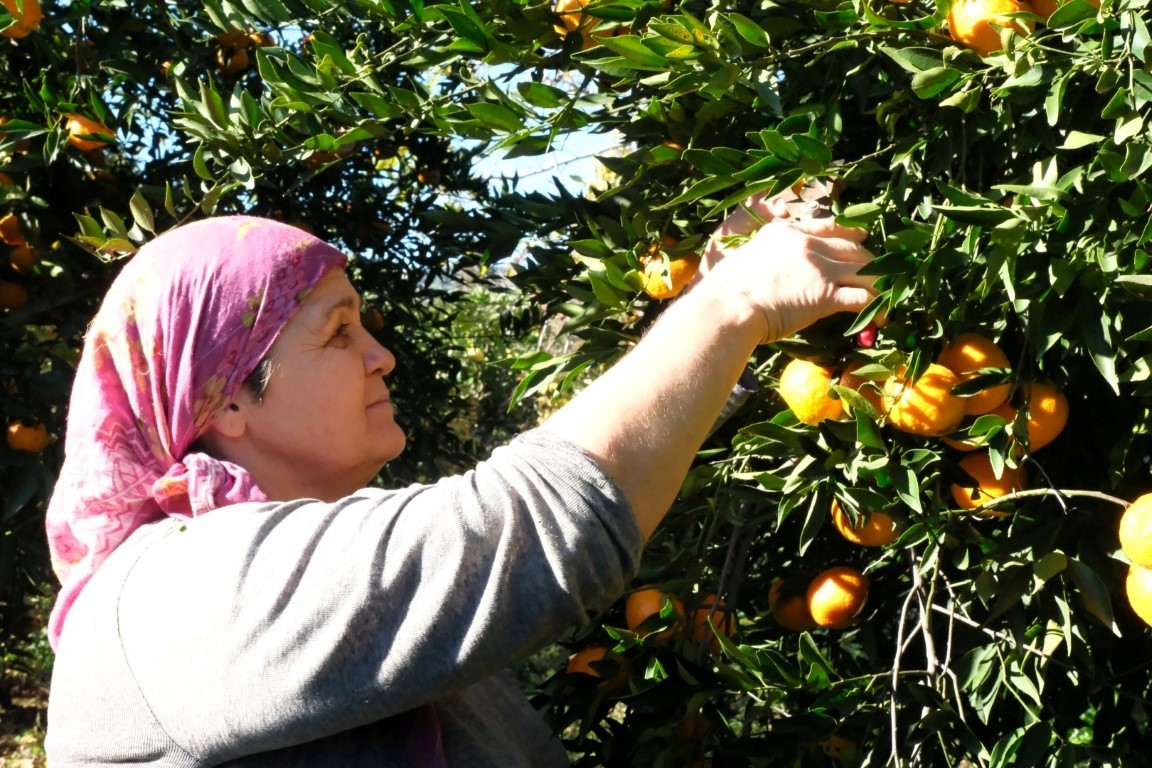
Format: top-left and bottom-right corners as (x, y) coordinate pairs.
(331, 323), (351, 342)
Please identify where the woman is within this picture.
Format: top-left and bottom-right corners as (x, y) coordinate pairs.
(45, 205), (874, 765)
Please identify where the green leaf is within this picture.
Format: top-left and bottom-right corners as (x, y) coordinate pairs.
(890, 463), (923, 514)
(1066, 558), (1118, 631)
(193, 145), (213, 181)
(351, 92), (405, 120)
(879, 45), (946, 74)
(1116, 275), (1152, 300)
(836, 203), (882, 228)
(597, 35), (668, 69)
(129, 189), (155, 234)
(657, 176), (737, 208)
(466, 102), (524, 134)
(1058, 131), (1105, 149)
(1046, 0), (1098, 28)
(728, 13), (769, 47)
(912, 67), (961, 99)
(516, 82), (566, 109)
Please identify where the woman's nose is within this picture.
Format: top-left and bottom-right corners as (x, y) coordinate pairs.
(362, 330), (396, 377)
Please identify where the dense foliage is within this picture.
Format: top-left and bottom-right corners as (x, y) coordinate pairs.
(4, 0), (1152, 764)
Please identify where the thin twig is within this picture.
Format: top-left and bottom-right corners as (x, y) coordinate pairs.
(971, 487), (1130, 515)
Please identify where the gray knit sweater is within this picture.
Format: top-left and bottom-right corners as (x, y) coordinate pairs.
(46, 430), (641, 766)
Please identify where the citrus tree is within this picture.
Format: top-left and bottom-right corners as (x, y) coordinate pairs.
(5, 0), (1152, 765)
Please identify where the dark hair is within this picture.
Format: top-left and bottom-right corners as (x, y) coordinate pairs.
(242, 357), (274, 403)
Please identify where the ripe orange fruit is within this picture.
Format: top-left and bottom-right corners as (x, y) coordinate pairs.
(625, 587), (684, 638)
(216, 45), (250, 75)
(553, 0), (620, 48)
(948, 0), (1035, 56)
(1126, 564), (1152, 627)
(0, 279), (28, 309)
(640, 253), (698, 300)
(0, 212), (24, 245)
(839, 361), (885, 412)
(830, 500), (899, 547)
(1, 0), (41, 38)
(0, 171), (14, 187)
(678, 710), (713, 743)
(565, 645), (629, 693)
(691, 594), (735, 650)
(778, 358), (843, 425)
(8, 244), (36, 273)
(936, 333), (1011, 415)
(821, 734), (857, 760)
(1119, 493), (1152, 569)
(566, 645), (609, 675)
(6, 420), (48, 452)
(1019, 381), (1068, 451)
(950, 452), (1026, 512)
(807, 566), (869, 629)
(883, 364), (966, 436)
(1031, 0), (1097, 20)
(769, 578), (817, 631)
(63, 113), (113, 151)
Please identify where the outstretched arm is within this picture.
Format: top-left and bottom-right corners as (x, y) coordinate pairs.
(543, 211), (875, 539)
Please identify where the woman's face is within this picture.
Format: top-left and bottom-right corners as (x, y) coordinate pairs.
(222, 269), (405, 501)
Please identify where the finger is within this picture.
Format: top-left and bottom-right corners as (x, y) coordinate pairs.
(831, 285), (878, 313)
(786, 217), (869, 243)
(821, 242), (875, 267)
(825, 261), (880, 290)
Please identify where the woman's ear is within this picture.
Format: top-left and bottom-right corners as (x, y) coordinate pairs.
(203, 400), (248, 441)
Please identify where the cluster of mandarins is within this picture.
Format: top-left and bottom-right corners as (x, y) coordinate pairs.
(565, 588), (731, 683)
(1, 111), (110, 311)
(214, 28), (275, 77)
(780, 332), (1068, 514)
(946, 0), (1100, 57)
(1118, 495), (1152, 629)
(771, 333), (1069, 629)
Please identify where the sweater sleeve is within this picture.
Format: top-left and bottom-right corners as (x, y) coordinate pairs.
(114, 429), (642, 762)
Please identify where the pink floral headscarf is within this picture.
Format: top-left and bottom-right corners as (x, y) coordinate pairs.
(45, 216), (346, 649)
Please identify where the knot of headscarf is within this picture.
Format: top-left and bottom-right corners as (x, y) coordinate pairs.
(45, 216), (346, 649)
(152, 452), (269, 517)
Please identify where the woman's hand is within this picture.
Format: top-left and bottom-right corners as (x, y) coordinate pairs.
(699, 214), (875, 344)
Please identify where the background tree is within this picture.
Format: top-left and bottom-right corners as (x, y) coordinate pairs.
(4, 0), (1152, 765)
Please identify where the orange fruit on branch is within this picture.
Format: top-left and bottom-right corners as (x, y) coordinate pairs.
(936, 332), (1012, 415)
(1119, 493), (1152, 569)
(806, 566), (869, 629)
(947, 0), (1035, 56)
(0, 211), (25, 245)
(1, 0), (41, 39)
(950, 452), (1027, 513)
(565, 645), (629, 693)
(769, 578), (817, 631)
(883, 363), (966, 436)
(640, 250), (698, 300)
(690, 594), (735, 650)
(63, 113), (113, 151)
(778, 358), (843, 425)
(625, 587), (683, 638)
(1018, 381), (1068, 451)
(9, 244), (36, 273)
(0, 279), (28, 309)
(830, 500), (899, 547)
(6, 420), (48, 452)
(1126, 564), (1152, 627)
